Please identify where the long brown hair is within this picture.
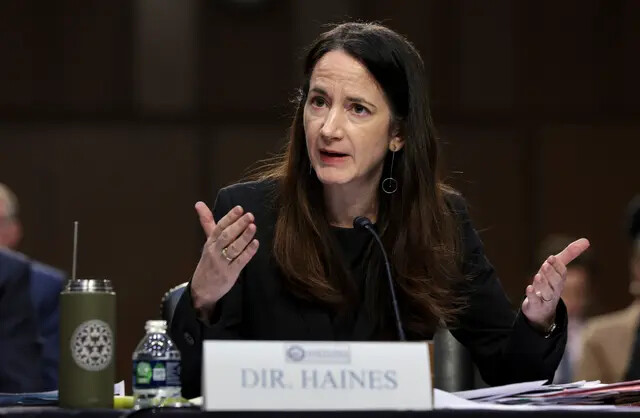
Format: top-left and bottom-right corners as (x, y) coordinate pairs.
(259, 22), (467, 337)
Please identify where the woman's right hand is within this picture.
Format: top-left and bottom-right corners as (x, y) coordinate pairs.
(190, 202), (259, 319)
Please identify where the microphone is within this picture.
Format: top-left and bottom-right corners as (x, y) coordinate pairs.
(353, 216), (406, 341)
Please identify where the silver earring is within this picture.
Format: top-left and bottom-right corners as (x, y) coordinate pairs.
(381, 146), (398, 194)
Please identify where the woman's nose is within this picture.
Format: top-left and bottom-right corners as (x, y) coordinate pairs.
(319, 108), (345, 141)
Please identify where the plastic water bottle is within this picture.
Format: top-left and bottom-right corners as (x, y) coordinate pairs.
(132, 320), (182, 408)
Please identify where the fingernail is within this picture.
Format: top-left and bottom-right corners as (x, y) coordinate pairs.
(235, 206), (243, 213)
(247, 212), (254, 221)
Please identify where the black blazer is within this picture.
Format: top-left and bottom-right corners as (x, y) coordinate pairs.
(171, 180), (567, 398)
(0, 249), (44, 392)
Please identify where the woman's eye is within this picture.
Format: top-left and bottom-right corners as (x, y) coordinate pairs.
(352, 104), (370, 115)
(310, 96), (326, 107)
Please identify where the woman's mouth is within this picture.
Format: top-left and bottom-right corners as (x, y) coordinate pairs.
(319, 149), (349, 164)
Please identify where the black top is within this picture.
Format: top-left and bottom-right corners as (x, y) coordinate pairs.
(170, 180), (568, 398)
(329, 225), (373, 340)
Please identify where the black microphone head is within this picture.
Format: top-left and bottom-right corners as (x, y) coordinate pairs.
(353, 216), (373, 229)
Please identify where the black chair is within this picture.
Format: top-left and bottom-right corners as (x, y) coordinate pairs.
(432, 327), (476, 391)
(159, 282), (478, 390)
(160, 282), (188, 326)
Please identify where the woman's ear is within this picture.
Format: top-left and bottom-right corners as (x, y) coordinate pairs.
(389, 136), (405, 152)
(389, 121), (405, 151)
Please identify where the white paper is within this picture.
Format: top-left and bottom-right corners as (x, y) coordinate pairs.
(434, 389), (485, 409)
(113, 381), (125, 396)
(514, 380), (603, 399)
(434, 389), (618, 411)
(454, 380), (547, 400)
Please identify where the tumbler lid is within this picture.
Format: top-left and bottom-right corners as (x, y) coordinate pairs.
(64, 279), (114, 293)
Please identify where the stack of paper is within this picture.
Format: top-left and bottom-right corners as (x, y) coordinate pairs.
(453, 380), (640, 407)
(0, 381), (126, 407)
(499, 380), (640, 406)
(0, 391), (58, 406)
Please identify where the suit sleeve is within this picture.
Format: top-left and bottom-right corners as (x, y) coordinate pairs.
(0, 256), (44, 392)
(170, 187), (245, 398)
(448, 195), (567, 385)
(32, 268), (64, 391)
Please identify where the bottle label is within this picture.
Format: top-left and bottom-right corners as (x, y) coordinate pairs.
(133, 360), (181, 388)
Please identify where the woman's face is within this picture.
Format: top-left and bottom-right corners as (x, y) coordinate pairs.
(303, 50), (402, 188)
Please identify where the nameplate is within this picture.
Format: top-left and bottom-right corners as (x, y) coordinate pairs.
(202, 341), (432, 411)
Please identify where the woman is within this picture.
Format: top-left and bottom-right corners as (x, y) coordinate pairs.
(171, 22), (589, 398)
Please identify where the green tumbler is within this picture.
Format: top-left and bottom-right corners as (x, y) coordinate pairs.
(59, 279), (116, 408)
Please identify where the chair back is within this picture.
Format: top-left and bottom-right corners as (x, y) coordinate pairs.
(433, 327), (476, 391)
(160, 282), (188, 326)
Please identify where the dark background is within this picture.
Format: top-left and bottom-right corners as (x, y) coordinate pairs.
(0, 0), (638, 389)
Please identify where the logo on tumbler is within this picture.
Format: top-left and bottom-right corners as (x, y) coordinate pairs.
(70, 319), (113, 371)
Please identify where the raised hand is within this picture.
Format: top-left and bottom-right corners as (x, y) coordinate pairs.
(190, 202), (259, 319)
(522, 238), (590, 332)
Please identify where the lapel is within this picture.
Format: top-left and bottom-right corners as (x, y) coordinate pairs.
(622, 302), (640, 380)
(623, 301), (640, 354)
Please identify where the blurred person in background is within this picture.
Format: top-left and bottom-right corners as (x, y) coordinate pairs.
(576, 195), (640, 383)
(0, 249), (43, 391)
(0, 183), (22, 249)
(537, 235), (594, 384)
(0, 182), (64, 390)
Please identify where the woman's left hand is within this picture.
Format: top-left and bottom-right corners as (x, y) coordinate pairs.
(522, 238), (591, 332)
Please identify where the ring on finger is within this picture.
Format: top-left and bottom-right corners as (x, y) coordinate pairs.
(536, 291), (553, 303)
(221, 246), (234, 262)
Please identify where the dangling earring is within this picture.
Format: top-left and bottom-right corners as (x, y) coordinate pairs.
(381, 144), (398, 194)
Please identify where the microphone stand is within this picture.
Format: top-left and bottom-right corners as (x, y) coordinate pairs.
(353, 216), (406, 341)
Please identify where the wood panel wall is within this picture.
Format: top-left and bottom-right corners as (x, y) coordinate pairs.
(0, 0), (638, 389)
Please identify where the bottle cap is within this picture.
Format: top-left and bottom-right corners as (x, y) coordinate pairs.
(145, 320), (167, 332)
